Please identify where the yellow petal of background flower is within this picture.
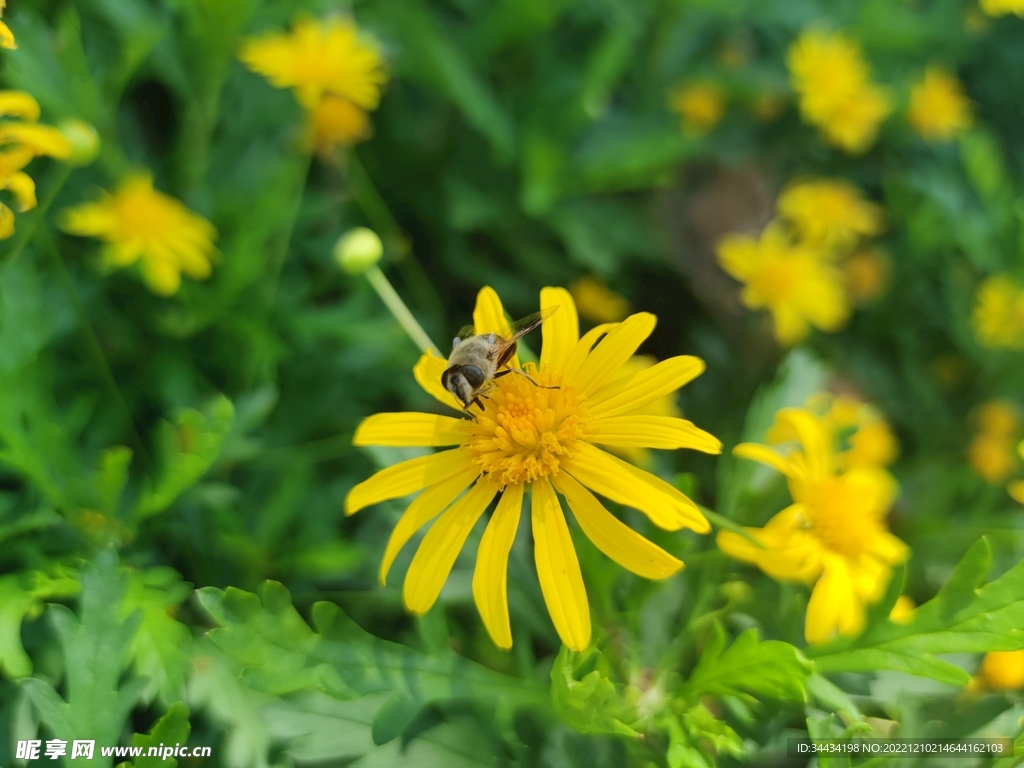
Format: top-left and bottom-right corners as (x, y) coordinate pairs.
(472, 483), (524, 649)
(379, 467), (479, 585)
(532, 477), (590, 651)
(473, 285), (519, 368)
(564, 444), (707, 532)
(733, 442), (793, 476)
(0, 202), (14, 239)
(345, 448), (471, 515)
(775, 408), (831, 480)
(0, 92), (38, 121)
(0, 20), (16, 50)
(6, 171), (35, 211)
(805, 556), (861, 644)
(539, 286), (578, 376)
(562, 322), (617, 381)
(354, 412), (468, 447)
(413, 350), (463, 412)
(0, 124), (73, 158)
(403, 478), (498, 614)
(572, 312), (656, 395)
(588, 415), (722, 453)
(587, 356), (705, 418)
(553, 472), (683, 580)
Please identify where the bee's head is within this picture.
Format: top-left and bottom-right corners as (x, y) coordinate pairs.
(441, 364), (485, 408)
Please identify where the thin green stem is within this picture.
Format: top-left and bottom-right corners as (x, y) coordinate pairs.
(699, 506), (765, 548)
(42, 230), (153, 475)
(2, 162), (72, 267)
(365, 265), (440, 355)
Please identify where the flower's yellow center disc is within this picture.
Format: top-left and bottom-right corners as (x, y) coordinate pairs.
(804, 477), (880, 557)
(465, 364), (588, 488)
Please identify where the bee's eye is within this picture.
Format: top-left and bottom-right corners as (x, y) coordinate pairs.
(462, 365), (485, 388)
(441, 368), (452, 390)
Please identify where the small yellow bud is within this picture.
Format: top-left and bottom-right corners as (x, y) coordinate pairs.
(334, 227), (383, 274)
(57, 118), (100, 167)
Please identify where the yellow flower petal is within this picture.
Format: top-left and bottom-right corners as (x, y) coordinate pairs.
(563, 443), (707, 532)
(0, 92), (37, 121)
(5, 171), (35, 211)
(0, 123), (73, 158)
(473, 285), (519, 368)
(539, 286), (578, 376)
(1009, 479), (1024, 505)
(472, 483), (524, 649)
(588, 415), (722, 454)
(141, 255), (181, 296)
(0, 20), (15, 50)
(0, 201), (14, 239)
(805, 555), (861, 644)
(562, 322), (617, 382)
(553, 472), (683, 580)
(775, 408), (831, 481)
(572, 312), (656, 395)
(732, 442), (793, 476)
(345, 448), (471, 516)
(413, 350), (463, 412)
(586, 356), (705, 419)
(532, 477), (590, 651)
(379, 467), (478, 585)
(403, 478), (499, 614)
(354, 412), (468, 447)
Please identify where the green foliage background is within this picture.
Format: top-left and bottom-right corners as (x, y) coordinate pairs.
(2, 0), (1024, 765)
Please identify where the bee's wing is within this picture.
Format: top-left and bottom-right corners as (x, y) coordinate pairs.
(499, 305), (560, 343)
(456, 325), (477, 341)
(486, 306), (560, 366)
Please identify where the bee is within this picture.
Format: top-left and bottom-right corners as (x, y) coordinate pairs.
(442, 306), (559, 413)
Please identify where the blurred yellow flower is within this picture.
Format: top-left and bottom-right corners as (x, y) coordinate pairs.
(669, 81), (726, 135)
(0, 0), (14, 49)
(239, 17), (386, 154)
(843, 249), (889, 304)
(0, 90), (72, 239)
(777, 178), (884, 252)
(348, 287), (720, 651)
(974, 651), (1024, 690)
(809, 393), (899, 470)
(889, 594), (915, 623)
(980, 0), (1024, 16)
(717, 222), (850, 346)
(788, 29), (890, 154)
(718, 407), (908, 644)
(908, 68), (972, 142)
(570, 276), (630, 323)
(967, 401), (1018, 483)
(971, 275), (1024, 349)
(59, 175), (217, 296)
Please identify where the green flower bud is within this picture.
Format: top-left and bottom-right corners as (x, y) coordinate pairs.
(57, 118), (100, 167)
(334, 227), (383, 274)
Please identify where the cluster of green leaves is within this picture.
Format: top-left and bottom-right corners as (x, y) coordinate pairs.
(3, 0), (1024, 765)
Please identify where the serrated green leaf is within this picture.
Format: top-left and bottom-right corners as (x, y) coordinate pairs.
(0, 572), (79, 677)
(21, 550), (145, 768)
(135, 395), (234, 519)
(550, 645), (641, 738)
(131, 702), (191, 768)
(196, 581), (545, 738)
(683, 625), (811, 703)
(809, 538), (1024, 684)
(123, 568), (193, 704)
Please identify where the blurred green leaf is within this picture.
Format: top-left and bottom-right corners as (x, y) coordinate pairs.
(809, 538), (1024, 684)
(0, 572), (79, 677)
(131, 702), (191, 768)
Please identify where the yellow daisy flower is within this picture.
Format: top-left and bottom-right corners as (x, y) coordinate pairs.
(717, 222), (851, 346)
(0, 90), (73, 238)
(717, 407), (908, 644)
(980, 0), (1024, 16)
(788, 29), (891, 154)
(777, 178), (884, 253)
(569, 276), (630, 324)
(239, 17), (386, 154)
(843, 248), (889, 304)
(971, 275), (1024, 349)
(347, 287), (720, 651)
(967, 401), (1019, 483)
(907, 68), (972, 142)
(59, 174), (217, 296)
(669, 82), (726, 136)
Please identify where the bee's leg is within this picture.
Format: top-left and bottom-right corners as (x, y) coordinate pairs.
(473, 396), (485, 411)
(507, 367), (559, 390)
(493, 369), (513, 379)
